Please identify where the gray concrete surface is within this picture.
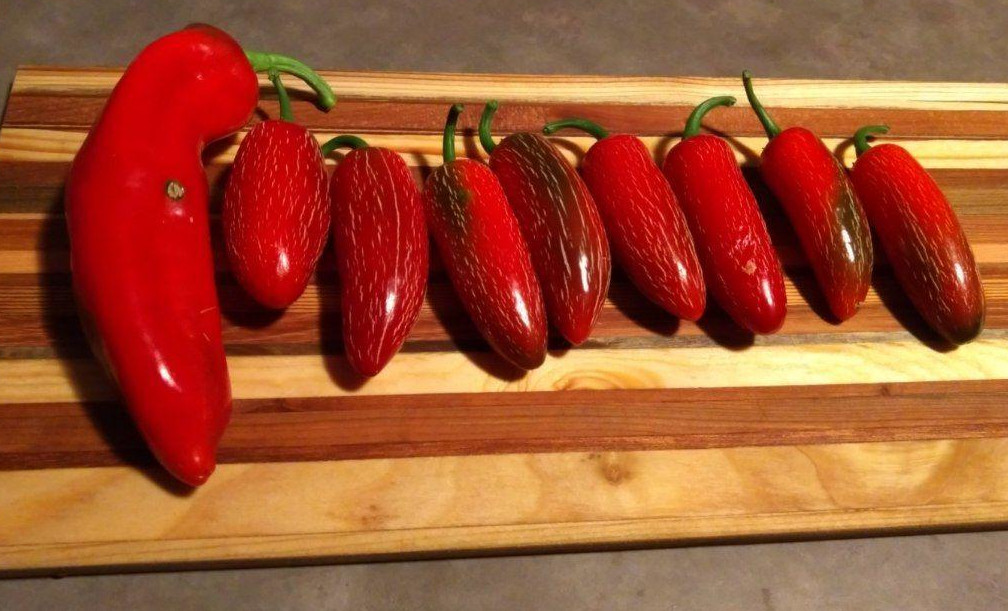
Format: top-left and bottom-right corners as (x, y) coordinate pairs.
(2, 533), (1008, 610)
(2, 1), (1008, 609)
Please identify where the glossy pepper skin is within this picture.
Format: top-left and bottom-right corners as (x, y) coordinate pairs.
(64, 25), (334, 486)
(480, 101), (611, 345)
(850, 126), (985, 344)
(662, 96), (787, 334)
(324, 135), (428, 376)
(542, 118), (705, 321)
(422, 105), (547, 369)
(742, 71), (873, 322)
(223, 71), (332, 309)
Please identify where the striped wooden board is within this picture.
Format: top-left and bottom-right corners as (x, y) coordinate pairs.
(2, 68), (1008, 574)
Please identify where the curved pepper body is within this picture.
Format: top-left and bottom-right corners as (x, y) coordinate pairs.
(850, 144), (984, 343)
(663, 135), (787, 334)
(489, 133), (611, 345)
(330, 147), (428, 376)
(422, 159), (547, 369)
(759, 127), (873, 321)
(64, 26), (257, 485)
(579, 134), (705, 320)
(223, 120), (329, 309)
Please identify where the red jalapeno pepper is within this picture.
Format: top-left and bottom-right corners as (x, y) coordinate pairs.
(742, 71), (873, 322)
(479, 101), (611, 345)
(324, 134), (429, 376)
(223, 71), (333, 309)
(662, 96), (787, 335)
(850, 125), (985, 344)
(542, 118), (705, 321)
(65, 25), (334, 486)
(422, 104), (547, 369)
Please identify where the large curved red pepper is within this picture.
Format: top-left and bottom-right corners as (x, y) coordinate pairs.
(662, 96), (787, 335)
(223, 71), (334, 309)
(64, 25), (333, 486)
(542, 118), (705, 321)
(324, 135), (428, 376)
(742, 71), (873, 322)
(422, 105), (547, 369)
(479, 101), (611, 345)
(850, 126), (985, 344)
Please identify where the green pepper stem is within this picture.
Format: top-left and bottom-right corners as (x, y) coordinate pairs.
(741, 70), (781, 139)
(854, 125), (890, 157)
(682, 96), (736, 139)
(479, 100), (500, 154)
(443, 104), (464, 163)
(542, 118), (609, 140)
(244, 51), (336, 110)
(268, 70), (293, 122)
(320, 134), (369, 157)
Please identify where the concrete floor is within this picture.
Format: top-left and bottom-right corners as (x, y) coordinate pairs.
(2, 1), (1008, 608)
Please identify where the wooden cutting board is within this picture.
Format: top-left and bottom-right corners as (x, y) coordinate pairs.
(2, 68), (1008, 575)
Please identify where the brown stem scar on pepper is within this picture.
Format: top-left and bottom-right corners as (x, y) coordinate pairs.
(165, 180), (186, 200)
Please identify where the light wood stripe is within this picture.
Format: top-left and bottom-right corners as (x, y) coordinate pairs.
(13, 68), (1008, 110)
(2, 339), (1007, 405)
(4, 127), (1008, 169)
(2, 437), (1007, 572)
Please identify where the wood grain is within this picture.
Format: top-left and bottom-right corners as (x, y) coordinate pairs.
(3, 381), (1008, 470)
(13, 68), (1008, 110)
(1, 272), (1007, 357)
(6, 126), (1008, 169)
(2, 67), (1008, 573)
(7, 162), (1008, 216)
(3, 338), (1008, 405)
(9, 95), (1008, 140)
(3, 438), (1008, 573)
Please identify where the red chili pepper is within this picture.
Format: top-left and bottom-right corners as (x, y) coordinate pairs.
(542, 118), (705, 321)
(662, 96), (787, 334)
(323, 135), (428, 376)
(742, 71), (873, 322)
(64, 25), (334, 486)
(850, 126), (985, 344)
(479, 101), (611, 345)
(223, 71), (333, 309)
(422, 105), (547, 369)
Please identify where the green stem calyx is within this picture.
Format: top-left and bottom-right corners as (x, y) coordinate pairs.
(268, 70), (293, 122)
(854, 125), (890, 157)
(479, 100), (500, 154)
(244, 51), (336, 111)
(320, 134), (369, 157)
(443, 104), (464, 163)
(683, 96), (736, 139)
(542, 118), (609, 140)
(741, 70), (781, 139)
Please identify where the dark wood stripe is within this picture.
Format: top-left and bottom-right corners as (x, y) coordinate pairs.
(3, 380), (1007, 470)
(7, 93), (1008, 140)
(2, 269), (1006, 356)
